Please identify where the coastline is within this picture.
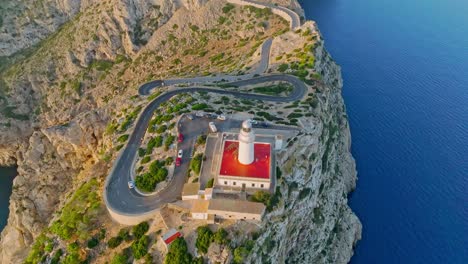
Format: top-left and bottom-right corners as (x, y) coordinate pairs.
(0, 167), (16, 232)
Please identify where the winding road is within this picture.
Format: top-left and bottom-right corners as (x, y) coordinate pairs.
(104, 1), (306, 221)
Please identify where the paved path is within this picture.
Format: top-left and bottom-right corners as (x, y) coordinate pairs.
(104, 0), (305, 220)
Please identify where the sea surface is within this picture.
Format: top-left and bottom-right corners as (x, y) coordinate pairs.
(300, 0), (468, 263)
(0, 167), (16, 232)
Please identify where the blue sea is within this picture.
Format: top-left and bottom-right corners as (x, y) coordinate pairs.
(300, 0), (468, 263)
(0, 167), (16, 232)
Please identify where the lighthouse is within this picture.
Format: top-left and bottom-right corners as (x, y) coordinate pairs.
(238, 120), (255, 165)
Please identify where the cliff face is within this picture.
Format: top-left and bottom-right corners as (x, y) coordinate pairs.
(248, 25), (362, 263)
(0, 0), (361, 263)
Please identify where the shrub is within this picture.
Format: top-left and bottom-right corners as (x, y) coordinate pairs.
(131, 235), (150, 259)
(132, 222), (150, 239)
(278, 63), (289, 72)
(250, 190), (271, 205)
(165, 238), (192, 264)
(222, 3), (235, 14)
(190, 154), (203, 175)
(108, 237), (123, 249)
(195, 226), (213, 254)
(164, 135), (176, 150)
(206, 178), (214, 188)
(111, 253), (129, 264)
(117, 134), (129, 143)
(196, 135), (207, 145)
(191, 103), (209, 110)
(214, 228), (228, 245)
(141, 156), (151, 164)
(87, 237), (99, 248)
(118, 228), (131, 242)
(50, 249), (63, 264)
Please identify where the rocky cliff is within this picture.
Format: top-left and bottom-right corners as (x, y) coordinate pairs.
(0, 0), (361, 263)
(246, 23), (362, 263)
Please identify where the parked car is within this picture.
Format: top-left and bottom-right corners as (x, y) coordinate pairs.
(128, 180), (135, 189)
(249, 119), (259, 125)
(175, 157), (182, 167)
(196, 111), (204, 117)
(187, 114), (194, 120)
(260, 122), (269, 128)
(209, 122), (218, 133)
(217, 114), (226, 121)
(178, 149), (183, 158)
(178, 133), (184, 143)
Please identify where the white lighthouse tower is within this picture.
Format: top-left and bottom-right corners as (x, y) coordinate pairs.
(238, 120), (255, 165)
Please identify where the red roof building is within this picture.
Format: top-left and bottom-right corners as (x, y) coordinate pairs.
(217, 140), (272, 190)
(161, 228), (182, 248)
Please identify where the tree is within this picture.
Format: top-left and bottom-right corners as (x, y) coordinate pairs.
(195, 226), (213, 254)
(233, 246), (249, 264)
(111, 253), (128, 264)
(165, 238), (192, 264)
(131, 235), (150, 260)
(190, 154), (203, 175)
(132, 221), (149, 239)
(87, 237), (99, 248)
(213, 228), (228, 245)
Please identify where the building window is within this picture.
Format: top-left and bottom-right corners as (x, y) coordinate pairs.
(224, 181), (228, 185)
(252, 183), (255, 187)
(261, 184), (264, 188)
(233, 181), (236, 186)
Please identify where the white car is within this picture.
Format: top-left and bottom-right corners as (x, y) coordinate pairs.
(128, 180), (135, 189)
(177, 149), (183, 158)
(217, 114), (226, 121)
(209, 122), (218, 133)
(196, 111), (204, 117)
(249, 119), (259, 125)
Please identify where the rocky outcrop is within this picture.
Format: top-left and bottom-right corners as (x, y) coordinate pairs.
(0, 110), (107, 263)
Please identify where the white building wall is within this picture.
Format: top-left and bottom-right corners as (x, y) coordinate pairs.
(182, 194), (199, 201)
(191, 213), (208, 220)
(217, 177), (270, 190)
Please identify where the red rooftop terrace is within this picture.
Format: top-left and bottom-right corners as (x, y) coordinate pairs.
(219, 140), (271, 179)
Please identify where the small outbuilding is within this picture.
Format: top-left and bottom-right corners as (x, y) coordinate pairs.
(161, 228), (182, 248)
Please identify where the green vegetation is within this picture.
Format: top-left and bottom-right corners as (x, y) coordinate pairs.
(108, 236), (123, 249)
(277, 63), (289, 72)
(117, 134), (129, 143)
(24, 234), (53, 264)
(245, 6), (272, 19)
(196, 135), (207, 145)
(233, 240), (255, 264)
(195, 226), (213, 254)
(222, 3), (235, 14)
(206, 178), (214, 188)
(111, 253), (129, 264)
(136, 160), (168, 192)
(213, 228), (228, 245)
(49, 179), (101, 241)
(250, 190), (271, 205)
(89, 59), (114, 72)
(120, 106), (142, 132)
(132, 221), (150, 239)
(131, 235), (150, 259)
(252, 83), (293, 95)
(165, 238), (193, 264)
(164, 134), (176, 150)
(1, 105), (29, 120)
(50, 249), (63, 264)
(190, 154), (203, 175)
(87, 237), (99, 248)
(141, 156), (151, 164)
(146, 136), (163, 153)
